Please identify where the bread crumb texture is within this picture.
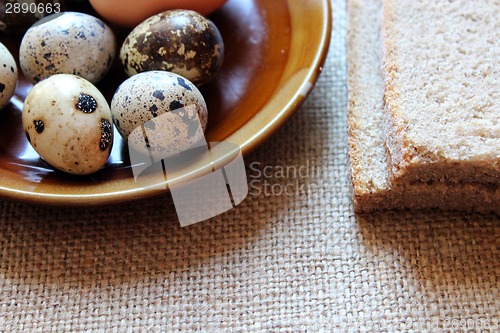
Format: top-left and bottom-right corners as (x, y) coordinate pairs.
(382, 0), (499, 184)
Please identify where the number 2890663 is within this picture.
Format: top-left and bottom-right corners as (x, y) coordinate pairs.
(5, 2), (61, 15)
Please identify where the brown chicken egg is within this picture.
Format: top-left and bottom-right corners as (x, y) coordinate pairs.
(89, 0), (227, 28)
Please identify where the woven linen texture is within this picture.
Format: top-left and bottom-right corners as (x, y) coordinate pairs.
(0, 0), (498, 331)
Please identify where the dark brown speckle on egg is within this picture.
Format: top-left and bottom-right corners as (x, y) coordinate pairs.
(76, 93), (98, 113)
(99, 118), (113, 151)
(177, 77), (192, 91)
(170, 100), (184, 111)
(149, 105), (159, 117)
(34, 120), (45, 133)
(153, 90), (165, 100)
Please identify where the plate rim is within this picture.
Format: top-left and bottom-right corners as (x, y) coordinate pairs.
(0, 0), (333, 206)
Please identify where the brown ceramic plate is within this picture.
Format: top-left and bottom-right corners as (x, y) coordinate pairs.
(0, 0), (331, 205)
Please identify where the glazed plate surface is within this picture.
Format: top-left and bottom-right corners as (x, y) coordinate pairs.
(0, 0), (331, 205)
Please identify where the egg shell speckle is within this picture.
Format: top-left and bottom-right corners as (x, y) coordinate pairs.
(111, 71), (208, 158)
(0, 42), (17, 110)
(120, 10), (224, 86)
(22, 74), (114, 175)
(20, 12), (116, 84)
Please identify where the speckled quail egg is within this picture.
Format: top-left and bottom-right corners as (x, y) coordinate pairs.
(111, 71), (208, 158)
(19, 11), (116, 85)
(120, 10), (224, 86)
(0, 42), (17, 110)
(22, 74), (114, 175)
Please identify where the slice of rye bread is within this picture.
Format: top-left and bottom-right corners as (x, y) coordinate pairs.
(347, 0), (500, 213)
(381, 0), (500, 185)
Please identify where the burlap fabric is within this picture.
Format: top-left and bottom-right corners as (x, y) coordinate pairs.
(0, 1), (498, 331)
